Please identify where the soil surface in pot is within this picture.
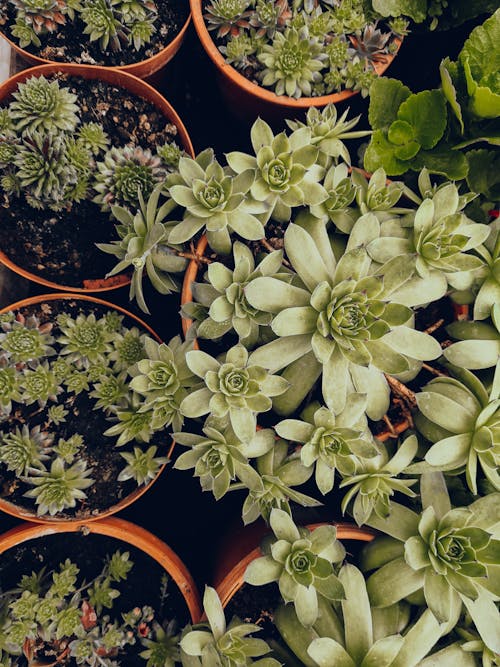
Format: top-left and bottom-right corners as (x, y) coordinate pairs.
(0, 0), (189, 66)
(0, 298), (169, 519)
(0, 531), (191, 665)
(0, 73), (181, 287)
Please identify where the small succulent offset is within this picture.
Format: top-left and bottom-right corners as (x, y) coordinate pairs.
(98, 185), (188, 313)
(203, 0), (401, 98)
(275, 396), (379, 496)
(244, 509), (346, 627)
(180, 586), (280, 666)
(167, 148), (267, 255)
(414, 366), (500, 494)
(186, 242), (290, 347)
(180, 344), (289, 442)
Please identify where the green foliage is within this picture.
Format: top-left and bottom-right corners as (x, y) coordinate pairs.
(0, 360), (22, 416)
(57, 312), (115, 364)
(245, 509), (345, 626)
(20, 362), (61, 407)
(365, 12), (500, 179)
(0, 312), (55, 363)
(76, 122), (109, 155)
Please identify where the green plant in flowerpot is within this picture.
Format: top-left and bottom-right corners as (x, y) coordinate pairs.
(0, 302), (190, 519)
(201, 0), (404, 99)
(0, 549), (184, 667)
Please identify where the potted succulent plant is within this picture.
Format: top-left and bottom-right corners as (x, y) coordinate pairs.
(0, 0), (191, 78)
(0, 517), (201, 665)
(189, 0), (405, 119)
(201, 508), (481, 666)
(0, 63), (194, 292)
(0, 292), (186, 523)
(93, 102), (497, 537)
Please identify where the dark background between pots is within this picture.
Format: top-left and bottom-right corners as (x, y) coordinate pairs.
(0, 15), (481, 590)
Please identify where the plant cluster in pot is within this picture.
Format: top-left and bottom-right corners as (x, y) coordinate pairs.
(0, 63), (193, 294)
(0, 517), (202, 666)
(190, 0), (406, 119)
(0, 0), (191, 78)
(0, 292), (193, 523)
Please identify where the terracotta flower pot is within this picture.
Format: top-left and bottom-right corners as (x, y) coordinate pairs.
(190, 0), (402, 121)
(0, 63), (195, 293)
(0, 10), (191, 79)
(214, 521), (375, 606)
(0, 517), (202, 623)
(0, 293), (172, 525)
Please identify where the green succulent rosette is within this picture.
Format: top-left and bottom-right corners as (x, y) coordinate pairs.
(180, 344), (289, 442)
(246, 219), (442, 419)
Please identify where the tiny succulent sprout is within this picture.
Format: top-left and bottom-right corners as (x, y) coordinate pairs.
(167, 148), (266, 256)
(414, 367), (500, 494)
(180, 343), (289, 443)
(77, 122), (110, 155)
(93, 145), (167, 212)
(20, 362), (61, 407)
(80, 0), (126, 52)
(339, 434), (419, 526)
(22, 457), (95, 516)
(191, 241), (287, 347)
(98, 185), (186, 314)
(173, 422), (275, 500)
(109, 326), (146, 369)
(225, 118), (327, 223)
(244, 508), (345, 627)
(246, 220), (442, 420)
(275, 395), (378, 496)
(0, 312), (55, 364)
(444, 303), (500, 370)
(118, 445), (168, 486)
(362, 487), (500, 653)
(204, 0), (252, 38)
(104, 394), (156, 446)
(9, 75), (79, 134)
(46, 404), (68, 426)
(157, 141), (185, 169)
(0, 424), (52, 476)
(90, 371), (129, 412)
(53, 433), (84, 464)
(180, 585), (280, 666)
(57, 312), (115, 364)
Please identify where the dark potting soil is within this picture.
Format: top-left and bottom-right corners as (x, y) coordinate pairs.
(0, 0), (189, 67)
(0, 299), (170, 520)
(225, 582), (282, 643)
(0, 531), (191, 665)
(0, 74), (180, 287)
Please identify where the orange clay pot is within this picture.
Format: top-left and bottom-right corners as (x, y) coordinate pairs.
(190, 0), (402, 121)
(0, 63), (195, 293)
(0, 8), (191, 80)
(0, 517), (202, 622)
(0, 293), (174, 525)
(214, 522), (375, 606)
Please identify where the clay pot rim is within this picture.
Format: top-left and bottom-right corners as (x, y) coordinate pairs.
(0, 8), (191, 79)
(215, 522), (376, 609)
(0, 62), (195, 292)
(0, 292), (173, 525)
(0, 517), (202, 623)
(190, 0), (402, 110)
